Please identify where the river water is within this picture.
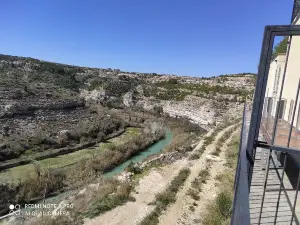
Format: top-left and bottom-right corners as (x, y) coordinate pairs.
(104, 130), (172, 177)
(40, 129), (173, 205)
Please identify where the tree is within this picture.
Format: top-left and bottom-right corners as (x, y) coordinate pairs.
(168, 78), (178, 84)
(153, 105), (163, 116)
(272, 37), (288, 60)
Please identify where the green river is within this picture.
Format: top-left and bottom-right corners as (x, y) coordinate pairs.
(40, 129), (173, 205)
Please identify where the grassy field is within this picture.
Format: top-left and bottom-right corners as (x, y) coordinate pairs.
(0, 128), (141, 183)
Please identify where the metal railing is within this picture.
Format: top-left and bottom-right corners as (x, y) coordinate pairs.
(231, 25), (300, 225)
(230, 104), (251, 225)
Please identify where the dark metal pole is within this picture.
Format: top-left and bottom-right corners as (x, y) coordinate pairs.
(258, 149), (272, 225)
(230, 104), (247, 225)
(274, 153), (287, 224)
(288, 78), (300, 147)
(246, 26), (274, 173)
(233, 104), (247, 191)
(290, 170), (300, 225)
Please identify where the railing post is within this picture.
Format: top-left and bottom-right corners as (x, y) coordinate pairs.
(230, 104), (251, 225)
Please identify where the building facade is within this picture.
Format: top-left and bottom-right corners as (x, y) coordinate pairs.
(262, 1), (300, 147)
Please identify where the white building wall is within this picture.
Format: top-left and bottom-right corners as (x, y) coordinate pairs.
(266, 60), (277, 98)
(274, 15), (300, 128)
(283, 39), (300, 128)
(264, 54), (287, 118)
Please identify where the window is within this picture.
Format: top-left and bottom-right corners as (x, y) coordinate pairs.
(273, 66), (282, 95)
(277, 99), (286, 119)
(276, 66), (282, 94)
(267, 97), (273, 114)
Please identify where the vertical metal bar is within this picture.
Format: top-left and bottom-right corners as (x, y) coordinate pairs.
(274, 79), (300, 223)
(233, 104), (246, 191)
(288, 79), (300, 147)
(230, 104), (251, 225)
(247, 27), (275, 189)
(258, 35), (292, 225)
(247, 26), (274, 157)
(274, 153), (287, 224)
(230, 104), (247, 225)
(258, 149), (272, 225)
(290, 170), (300, 225)
(266, 98), (269, 140)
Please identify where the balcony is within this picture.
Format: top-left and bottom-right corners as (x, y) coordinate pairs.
(231, 25), (300, 225)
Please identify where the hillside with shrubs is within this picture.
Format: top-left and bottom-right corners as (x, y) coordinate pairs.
(0, 54), (255, 223)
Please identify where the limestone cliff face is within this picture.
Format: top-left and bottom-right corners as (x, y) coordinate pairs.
(80, 89), (107, 104)
(132, 95), (243, 131)
(123, 92), (133, 107)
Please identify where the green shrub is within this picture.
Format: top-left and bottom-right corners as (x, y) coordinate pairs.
(212, 146), (221, 156)
(198, 169), (210, 182)
(153, 79), (253, 102)
(189, 153), (200, 160)
(193, 218), (201, 224)
(139, 168), (190, 225)
(139, 209), (160, 225)
(188, 188), (200, 200)
(189, 205), (195, 212)
(126, 162), (142, 174)
(17, 168), (66, 203)
(169, 168), (190, 192)
(84, 183), (134, 218)
(216, 190), (232, 218)
(103, 78), (139, 97)
(156, 191), (174, 208)
(30, 215), (79, 225)
(226, 136), (240, 168)
(212, 123), (240, 156)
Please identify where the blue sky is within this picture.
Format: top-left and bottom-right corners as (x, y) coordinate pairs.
(0, 0), (294, 77)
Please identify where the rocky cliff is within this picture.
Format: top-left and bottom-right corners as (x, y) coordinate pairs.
(0, 54), (255, 160)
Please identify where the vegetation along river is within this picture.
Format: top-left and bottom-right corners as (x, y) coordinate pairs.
(36, 129), (173, 206)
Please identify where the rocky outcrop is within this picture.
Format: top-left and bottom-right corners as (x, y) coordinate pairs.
(162, 96), (213, 130)
(116, 171), (134, 182)
(0, 101), (85, 118)
(139, 152), (185, 169)
(80, 89), (107, 103)
(123, 92), (133, 107)
(133, 94), (243, 131)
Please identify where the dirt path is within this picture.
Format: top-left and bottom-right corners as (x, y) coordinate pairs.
(158, 125), (239, 225)
(190, 129), (239, 225)
(83, 159), (188, 225)
(84, 124), (239, 225)
(83, 128), (216, 225)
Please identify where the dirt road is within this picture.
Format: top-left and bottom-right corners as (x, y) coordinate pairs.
(158, 125), (239, 225)
(84, 159), (188, 225)
(84, 124), (239, 225)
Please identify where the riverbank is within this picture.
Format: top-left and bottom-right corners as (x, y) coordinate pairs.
(0, 128), (141, 184)
(0, 127), (127, 171)
(0, 115), (210, 224)
(0, 125), (170, 218)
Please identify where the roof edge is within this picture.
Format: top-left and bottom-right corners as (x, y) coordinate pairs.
(291, 0), (300, 23)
